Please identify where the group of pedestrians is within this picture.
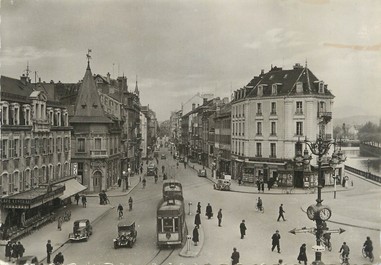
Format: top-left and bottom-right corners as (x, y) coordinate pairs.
(5, 241), (25, 262)
(74, 193), (87, 207)
(46, 239), (65, 265)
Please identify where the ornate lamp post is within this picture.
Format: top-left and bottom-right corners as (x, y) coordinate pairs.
(302, 136), (346, 265)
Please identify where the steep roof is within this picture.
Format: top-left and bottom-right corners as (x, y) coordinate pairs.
(70, 62), (112, 124)
(244, 65), (334, 98)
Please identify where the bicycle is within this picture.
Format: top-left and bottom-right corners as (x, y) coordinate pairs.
(339, 253), (350, 265)
(256, 204), (264, 213)
(362, 246), (374, 262)
(320, 236), (332, 251)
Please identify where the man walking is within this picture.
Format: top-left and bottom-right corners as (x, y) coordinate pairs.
(271, 230), (281, 253)
(217, 209), (223, 227)
(231, 247), (240, 265)
(240, 220), (247, 239)
(81, 194), (87, 208)
(74, 193), (80, 205)
(277, 204), (286, 221)
(194, 212), (201, 228)
(192, 226), (199, 246)
(46, 240), (53, 264)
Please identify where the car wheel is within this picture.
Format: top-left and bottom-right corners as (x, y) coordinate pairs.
(114, 243), (118, 249)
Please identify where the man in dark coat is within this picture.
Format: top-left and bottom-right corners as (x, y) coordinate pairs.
(16, 241), (25, 258)
(272, 230), (281, 253)
(74, 193), (80, 205)
(297, 243), (308, 265)
(277, 204), (286, 221)
(53, 252), (64, 265)
(194, 212), (201, 228)
(231, 247), (240, 265)
(5, 241), (12, 261)
(217, 209), (223, 227)
(46, 239), (53, 264)
(197, 202), (201, 214)
(81, 195), (87, 208)
(206, 203), (213, 219)
(240, 220), (247, 239)
(192, 226), (199, 246)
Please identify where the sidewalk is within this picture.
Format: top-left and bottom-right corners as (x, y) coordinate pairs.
(0, 175), (141, 264)
(179, 213), (204, 258)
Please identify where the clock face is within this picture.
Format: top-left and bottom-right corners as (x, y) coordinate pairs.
(307, 205), (316, 220)
(319, 207), (332, 221)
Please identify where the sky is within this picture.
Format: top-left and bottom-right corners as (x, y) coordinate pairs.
(1, 0), (381, 122)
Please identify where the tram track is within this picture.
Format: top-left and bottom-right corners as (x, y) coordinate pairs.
(144, 247), (176, 265)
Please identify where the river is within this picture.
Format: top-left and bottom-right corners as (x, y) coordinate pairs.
(342, 147), (381, 176)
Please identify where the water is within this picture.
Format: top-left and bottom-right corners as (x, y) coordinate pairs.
(342, 147), (381, 176)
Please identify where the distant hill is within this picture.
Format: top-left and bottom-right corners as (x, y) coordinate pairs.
(333, 115), (381, 127)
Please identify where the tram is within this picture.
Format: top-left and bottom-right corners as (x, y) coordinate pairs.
(156, 198), (185, 247)
(162, 179), (183, 201)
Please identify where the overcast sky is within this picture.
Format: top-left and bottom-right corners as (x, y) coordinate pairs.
(1, 0), (381, 121)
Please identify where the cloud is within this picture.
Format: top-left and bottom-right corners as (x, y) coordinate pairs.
(1, 46), (74, 64)
(323, 42), (381, 51)
(244, 41), (261, 50)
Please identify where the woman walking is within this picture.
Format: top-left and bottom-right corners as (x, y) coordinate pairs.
(297, 243), (308, 265)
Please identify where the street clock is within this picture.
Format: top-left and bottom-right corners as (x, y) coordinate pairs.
(306, 204), (332, 221)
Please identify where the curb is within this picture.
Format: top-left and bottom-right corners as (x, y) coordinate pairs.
(87, 179), (141, 198)
(179, 220), (204, 258)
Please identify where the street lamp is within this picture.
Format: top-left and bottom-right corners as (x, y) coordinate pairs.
(122, 170), (129, 191)
(302, 136), (346, 265)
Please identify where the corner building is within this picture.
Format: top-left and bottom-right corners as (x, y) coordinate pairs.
(231, 63), (338, 188)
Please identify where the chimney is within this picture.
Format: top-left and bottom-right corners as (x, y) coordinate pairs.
(38, 77), (41, 83)
(261, 69), (264, 75)
(107, 72), (111, 83)
(192, 103), (196, 110)
(203, 98), (207, 105)
(20, 74), (28, 85)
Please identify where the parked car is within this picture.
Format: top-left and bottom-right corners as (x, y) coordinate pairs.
(147, 163), (157, 176)
(161, 154), (166, 160)
(16, 256), (39, 265)
(213, 179), (231, 191)
(69, 219), (93, 241)
(113, 220), (137, 248)
(198, 169), (207, 177)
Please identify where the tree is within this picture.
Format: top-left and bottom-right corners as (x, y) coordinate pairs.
(358, 122), (381, 143)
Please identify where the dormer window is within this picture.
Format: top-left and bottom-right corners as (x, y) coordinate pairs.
(272, 84), (277, 95)
(257, 85), (263, 97)
(296, 82), (303, 94)
(319, 81), (324, 94)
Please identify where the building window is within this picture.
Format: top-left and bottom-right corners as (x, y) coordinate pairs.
(95, 138), (102, 150)
(242, 123), (245, 136)
(271, 122), (276, 136)
(1, 139), (8, 159)
(256, 143), (262, 157)
(272, 84), (277, 95)
(77, 139), (85, 152)
(257, 103), (262, 115)
(24, 138), (30, 156)
(270, 143), (276, 158)
(296, 82), (303, 94)
(242, 142), (245, 156)
(12, 139), (20, 158)
(57, 138), (62, 153)
(295, 141), (303, 156)
(64, 137), (70, 152)
(257, 122), (262, 135)
(296, 122), (303, 136)
(319, 81), (324, 94)
(8, 173), (14, 194)
(271, 102), (277, 115)
(296, 101), (303, 114)
(257, 85), (263, 97)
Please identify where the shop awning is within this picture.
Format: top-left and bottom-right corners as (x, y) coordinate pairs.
(59, 179), (87, 200)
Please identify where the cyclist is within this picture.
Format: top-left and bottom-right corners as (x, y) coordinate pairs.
(117, 204), (124, 219)
(363, 236), (373, 259)
(257, 197), (263, 212)
(339, 242), (350, 260)
(128, 197), (133, 211)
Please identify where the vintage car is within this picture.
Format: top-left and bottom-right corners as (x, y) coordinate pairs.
(69, 219), (93, 241)
(113, 221), (137, 248)
(16, 256), (39, 265)
(197, 169), (207, 177)
(161, 154), (166, 160)
(213, 179), (231, 191)
(147, 163), (157, 176)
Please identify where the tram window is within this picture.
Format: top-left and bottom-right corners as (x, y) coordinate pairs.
(174, 218), (179, 232)
(163, 218), (173, 232)
(157, 219), (162, 232)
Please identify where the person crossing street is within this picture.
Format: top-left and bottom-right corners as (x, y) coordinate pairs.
(217, 209), (223, 227)
(271, 230), (281, 253)
(240, 220), (247, 239)
(277, 204), (286, 221)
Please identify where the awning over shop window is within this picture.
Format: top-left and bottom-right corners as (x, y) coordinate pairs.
(59, 179), (87, 200)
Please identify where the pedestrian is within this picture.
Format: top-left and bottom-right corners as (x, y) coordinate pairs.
(184, 160), (186, 169)
(140, 165), (143, 174)
(5, 241), (12, 261)
(81, 194), (87, 208)
(277, 204), (286, 221)
(46, 240), (53, 264)
(278, 259), (284, 265)
(261, 182), (265, 192)
(74, 193), (80, 205)
(205, 203), (213, 219)
(240, 220), (247, 239)
(53, 252), (64, 265)
(117, 178), (122, 187)
(238, 176), (242, 185)
(256, 180), (261, 192)
(297, 243), (308, 265)
(16, 241), (25, 258)
(192, 226), (199, 246)
(11, 242), (18, 262)
(57, 216), (63, 231)
(271, 230), (281, 253)
(197, 202), (201, 214)
(194, 212), (201, 228)
(231, 247), (240, 265)
(217, 209), (223, 227)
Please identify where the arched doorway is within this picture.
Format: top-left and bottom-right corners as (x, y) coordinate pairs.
(93, 171), (102, 193)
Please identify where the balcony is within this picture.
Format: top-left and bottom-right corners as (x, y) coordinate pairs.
(90, 150), (108, 158)
(32, 120), (50, 133)
(318, 111), (332, 123)
(295, 109), (303, 115)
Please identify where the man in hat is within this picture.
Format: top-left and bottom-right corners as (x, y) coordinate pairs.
(272, 230), (281, 253)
